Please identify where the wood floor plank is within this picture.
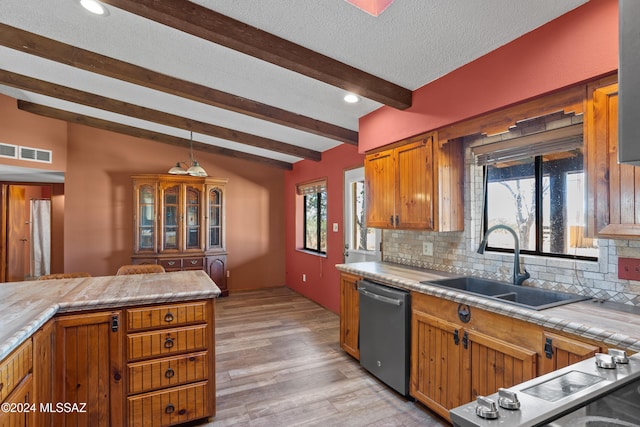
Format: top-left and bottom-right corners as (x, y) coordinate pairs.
(195, 287), (449, 426)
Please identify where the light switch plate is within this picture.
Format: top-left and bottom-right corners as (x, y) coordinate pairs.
(333, 223), (339, 232)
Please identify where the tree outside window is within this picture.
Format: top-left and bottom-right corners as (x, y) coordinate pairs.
(304, 191), (327, 254)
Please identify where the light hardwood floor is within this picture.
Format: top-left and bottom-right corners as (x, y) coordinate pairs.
(201, 287), (450, 426)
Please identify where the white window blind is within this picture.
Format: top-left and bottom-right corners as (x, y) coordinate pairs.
(296, 179), (327, 195)
(473, 124), (583, 166)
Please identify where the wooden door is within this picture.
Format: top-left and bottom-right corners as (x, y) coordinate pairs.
(410, 311), (463, 421)
(339, 273), (360, 360)
(54, 311), (124, 427)
(539, 332), (600, 375)
(586, 78), (640, 238)
(464, 329), (537, 402)
(7, 186), (27, 282)
(365, 149), (395, 228)
(396, 137), (433, 229)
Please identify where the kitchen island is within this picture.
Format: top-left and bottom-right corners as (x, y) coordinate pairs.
(0, 270), (219, 427)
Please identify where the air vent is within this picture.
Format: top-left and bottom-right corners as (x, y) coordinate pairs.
(0, 142), (18, 159)
(19, 146), (52, 163)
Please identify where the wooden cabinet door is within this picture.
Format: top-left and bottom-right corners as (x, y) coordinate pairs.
(465, 329), (537, 402)
(410, 310), (463, 421)
(207, 255), (227, 296)
(0, 374), (34, 427)
(55, 311), (124, 427)
(586, 78), (640, 238)
(339, 273), (360, 360)
(539, 332), (600, 375)
(365, 149), (396, 228)
(33, 319), (55, 427)
(396, 137), (433, 229)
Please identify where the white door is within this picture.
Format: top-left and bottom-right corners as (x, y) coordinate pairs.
(344, 167), (381, 263)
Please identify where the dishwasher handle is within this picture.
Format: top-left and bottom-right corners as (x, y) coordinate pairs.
(358, 287), (403, 306)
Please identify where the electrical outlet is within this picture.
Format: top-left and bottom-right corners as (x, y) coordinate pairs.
(422, 241), (433, 256)
(226, 270), (230, 278)
(302, 274), (307, 282)
(619, 258), (640, 280)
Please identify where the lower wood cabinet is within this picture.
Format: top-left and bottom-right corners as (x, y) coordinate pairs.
(339, 273), (360, 360)
(410, 292), (560, 422)
(0, 373), (34, 427)
(539, 331), (601, 374)
(54, 310), (125, 427)
(0, 339), (34, 427)
(126, 300), (215, 427)
(33, 320), (55, 427)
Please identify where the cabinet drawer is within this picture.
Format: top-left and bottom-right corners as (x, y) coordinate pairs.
(0, 339), (32, 403)
(127, 301), (208, 331)
(128, 381), (209, 427)
(128, 325), (208, 361)
(128, 352), (209, 394)
(159, 259), (182, 271)
(182, 258), (203, 269)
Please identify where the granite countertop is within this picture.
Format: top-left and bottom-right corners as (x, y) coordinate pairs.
(0, 270), (220, 360)
(337, 261), (640, 352)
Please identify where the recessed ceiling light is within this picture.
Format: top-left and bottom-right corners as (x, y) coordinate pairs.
(344, 93), (360, 103)
(80, 0), (109, 16)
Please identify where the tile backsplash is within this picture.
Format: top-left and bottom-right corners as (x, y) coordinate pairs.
(382, 115), (640, 307)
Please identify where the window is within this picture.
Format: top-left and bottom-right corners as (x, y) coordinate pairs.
(476, 124), (598, 260)
(297, 179), (327, 254)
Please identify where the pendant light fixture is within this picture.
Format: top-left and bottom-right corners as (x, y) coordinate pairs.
(168, 131), (208, 176)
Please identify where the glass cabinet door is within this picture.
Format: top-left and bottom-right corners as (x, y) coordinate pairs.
(137, 184), (156, 251)
(163, 185), (180, 250)
(208, 187), (223, 249)
(185, 186), (202, 250)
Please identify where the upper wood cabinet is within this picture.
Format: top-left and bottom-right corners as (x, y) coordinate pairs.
(131, 175), (229, 295)
(586, 76), (640, 239)
(365, 132), (463, 231)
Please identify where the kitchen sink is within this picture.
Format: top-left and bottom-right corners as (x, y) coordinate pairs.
(420, 276), (591, 310)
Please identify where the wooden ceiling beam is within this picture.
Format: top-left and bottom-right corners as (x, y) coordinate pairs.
(0, 70), (320, 161)
(17, 101), (293, 170)
(100, 0), (413, 110)
(0, 23), (358, 145)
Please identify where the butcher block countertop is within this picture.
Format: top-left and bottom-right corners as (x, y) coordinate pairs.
(0, 270), (220, 360)
(337, 261), (640, 352)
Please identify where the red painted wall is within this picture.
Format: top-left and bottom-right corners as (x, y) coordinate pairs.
(359, 0), (619, 151)
(284, 144), (364, 313)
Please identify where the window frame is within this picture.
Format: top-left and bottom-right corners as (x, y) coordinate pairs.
(482, 154), (597, 262)
(303, 190), (327, 255)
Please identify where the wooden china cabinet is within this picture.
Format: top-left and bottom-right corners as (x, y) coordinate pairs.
(131, 174), (229, 296)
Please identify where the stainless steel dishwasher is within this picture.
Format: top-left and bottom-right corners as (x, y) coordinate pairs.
(358, 279), (411, 396)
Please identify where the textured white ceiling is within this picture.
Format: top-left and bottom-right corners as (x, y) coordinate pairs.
(0, 0), (589, 170)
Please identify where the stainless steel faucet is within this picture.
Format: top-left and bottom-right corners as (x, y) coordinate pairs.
(477, 224), (530, 286)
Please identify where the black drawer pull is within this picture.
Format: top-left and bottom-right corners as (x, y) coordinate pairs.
(164, 312), (174, 323)
(165, 404), (175, 414)
(178, 409), (186, 415)
(165, 368), (175, 379)
(164, 337), (175, 349)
